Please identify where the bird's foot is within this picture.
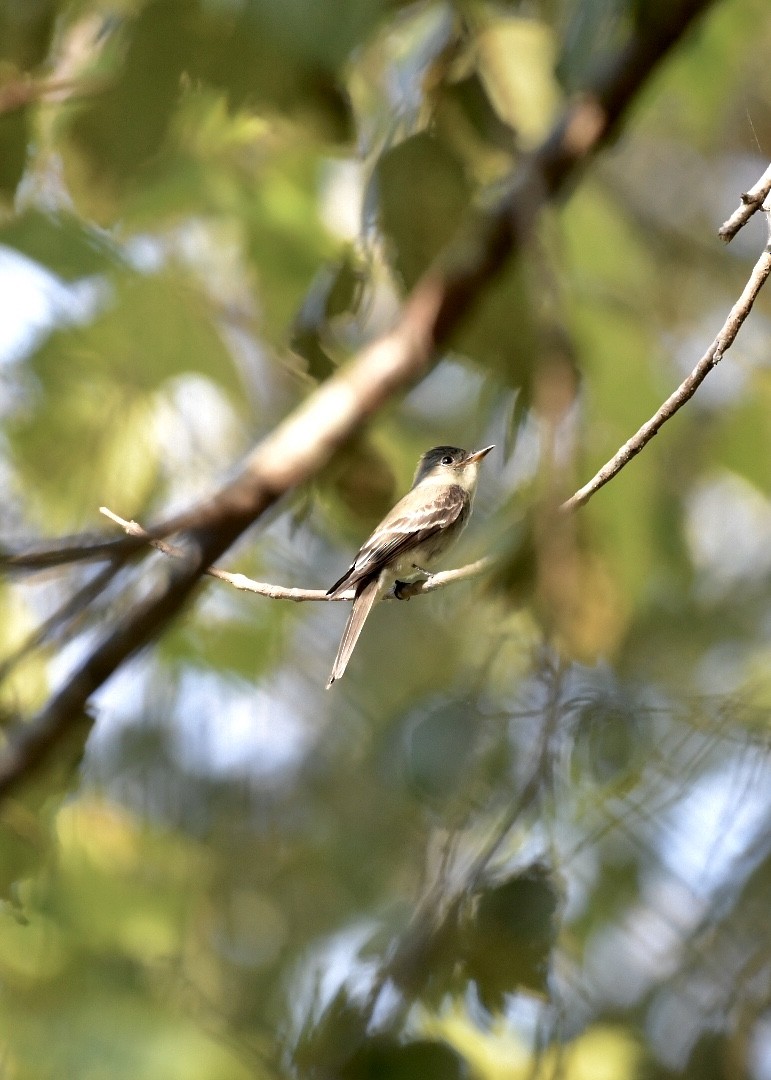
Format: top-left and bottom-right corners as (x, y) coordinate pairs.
(394, 568), (432, 600)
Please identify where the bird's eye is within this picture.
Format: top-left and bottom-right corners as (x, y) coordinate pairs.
(441, 455), (453, 465)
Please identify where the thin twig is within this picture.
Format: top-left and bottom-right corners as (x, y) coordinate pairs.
(0, 74), (107, 116)
(718, 162), (771, 243)
(98, 505), (493, 601)
(1, 534), (146, 571)
(0, 559), (120, 681)
(561, 199), (771, 514)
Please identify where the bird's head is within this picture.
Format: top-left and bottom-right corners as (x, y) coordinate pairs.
(412, 444), (494, 489)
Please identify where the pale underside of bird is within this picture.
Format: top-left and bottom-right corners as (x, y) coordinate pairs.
(325, 444), (494, 687)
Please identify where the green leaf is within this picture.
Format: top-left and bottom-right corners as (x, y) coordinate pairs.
(0, 210), (121, 279)
(8, 267), (242, 525)
(436, 70), (517, 155)
(451, 254), (538, 386)
(65, 1), (188, 200)
(291, 252), (365, 379)
(243, 150), (339, 345)
(376, 132), (472, 290)
(63, 0), (370, 208)
(186, 0), (373, 133)
(78, 269), (242, 392)
(340, 1038), (471, 1080)
(0, 0), (57, 68)
(0, 108), (28, 201)
(403, 696), (480, 805)
(461, 867), (560, 1007)
(573, 692), (645, 784)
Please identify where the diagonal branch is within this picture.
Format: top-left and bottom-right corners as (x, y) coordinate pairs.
(0, 75), (107, 116)
(2, 534), (146, 571)
(0, 0), (716, 799)
(98, 505), (493, 601)
(561, 199), (771, 514)
(718, 162), (771, 243)
(0, 560), (121, 681)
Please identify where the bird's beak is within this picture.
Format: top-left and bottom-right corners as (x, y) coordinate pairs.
(464, 445), (495, 464)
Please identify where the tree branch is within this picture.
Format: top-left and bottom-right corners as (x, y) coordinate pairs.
(0, 0), (716, 799)
(0, 560), (121, 681)
(1, 534), (146, 571)
(98, 505), (493, 600)
(718, 162), (771, 243)
(0, 75), (107, 116)
(561, 197), (771, 514)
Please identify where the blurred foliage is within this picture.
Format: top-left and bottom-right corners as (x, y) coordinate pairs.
(3, 0), (771, 1078)
(377, 130), (472, 289)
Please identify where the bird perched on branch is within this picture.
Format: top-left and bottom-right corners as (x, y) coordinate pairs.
(326, 444), (494, 687)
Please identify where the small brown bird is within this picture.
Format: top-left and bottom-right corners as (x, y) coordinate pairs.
(326, 444), (494, 687)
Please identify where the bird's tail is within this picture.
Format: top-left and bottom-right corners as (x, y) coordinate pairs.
(326, 578), (379, 688)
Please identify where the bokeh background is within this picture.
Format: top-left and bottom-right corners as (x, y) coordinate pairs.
(2, 0), (771, 1077)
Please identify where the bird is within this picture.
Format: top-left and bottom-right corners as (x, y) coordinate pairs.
(325, 444), (494, 687)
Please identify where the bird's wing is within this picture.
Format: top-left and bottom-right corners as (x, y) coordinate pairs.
(327, 483), (469, 596)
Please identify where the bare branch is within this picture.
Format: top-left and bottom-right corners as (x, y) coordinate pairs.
(0, 0), (715, 800)
(0, 75), (107, 116)
(99, 505), (493, 601)
(0, 560), (120, 681)
(718, 162), (771, 243)
(561, 199), (771, 514)
(1, 534), (144, 571)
